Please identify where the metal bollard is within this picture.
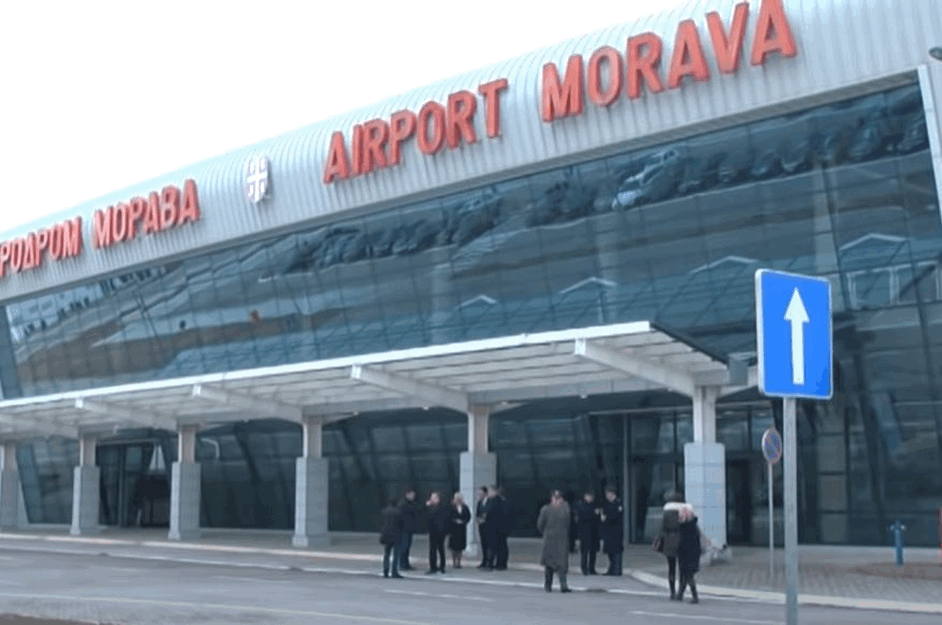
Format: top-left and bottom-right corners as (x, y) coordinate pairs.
(889, 520), (906, 566)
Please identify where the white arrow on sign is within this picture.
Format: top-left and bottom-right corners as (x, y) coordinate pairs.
(784, 288), (810, 385)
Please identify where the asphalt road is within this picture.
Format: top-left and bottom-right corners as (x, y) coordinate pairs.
(0, 548), (936, 625)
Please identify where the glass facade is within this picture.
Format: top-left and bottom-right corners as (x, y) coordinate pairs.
(10, 82), (942, 545)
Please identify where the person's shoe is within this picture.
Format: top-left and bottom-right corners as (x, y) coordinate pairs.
(494, 566), (507, 571)
(439, 569), (446, 574)
(560, 587), (572, 594)
(544, 585), (552, 593)
(383, 572), (389, 578)
(689, 597), (699, 604)
(400, 565), (412, 571)
(391, 573), (404, 579)
(669, 591), (676, 600)
(424, 569), (437, 575)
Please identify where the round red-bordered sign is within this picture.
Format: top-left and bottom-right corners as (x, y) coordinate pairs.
(761, 427), (783, 465)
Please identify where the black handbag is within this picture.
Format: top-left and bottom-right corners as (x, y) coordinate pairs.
(652, 535), (664, 552)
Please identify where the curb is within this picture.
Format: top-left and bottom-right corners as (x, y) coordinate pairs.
(629, 570), (942, 615)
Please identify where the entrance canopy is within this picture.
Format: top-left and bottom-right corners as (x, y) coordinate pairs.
(0, 321), (747, 439)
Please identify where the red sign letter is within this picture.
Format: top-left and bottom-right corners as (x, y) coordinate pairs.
(751, 0), (797, 65)
(62, 217), (82, 258)
(541, 55), (584, 122)
(667, 20), (710, 89)
(478, 78), (508, 138)
(93, 208), (113, 248)
(360, 119), (390, 173)
(446, 91), (478, 149)
(587, 46), (623, 107)
(626, 33), (664, 99)
(160, 186), (180, 230)
(707, 2), (749, 74)
(323, 131), (352, 184)
(417, 101), (446, 155)
(179, 179), (200, 225)
(388, 110), (417, 166)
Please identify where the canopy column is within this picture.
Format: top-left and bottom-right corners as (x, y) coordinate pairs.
(460, 405), (496, 557)
(293, 416), (329, 548)
(0, 442), (19, 530)
(169, 424), (201, 541)
(71, 434), (100, 535)
(684, 386), (727, 549)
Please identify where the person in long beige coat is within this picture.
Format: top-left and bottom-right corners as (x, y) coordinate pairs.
(537, 490), (572, 593)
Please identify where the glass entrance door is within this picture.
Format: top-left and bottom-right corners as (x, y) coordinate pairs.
(99, 442), (170, 527)
(726, 459), (754, 544)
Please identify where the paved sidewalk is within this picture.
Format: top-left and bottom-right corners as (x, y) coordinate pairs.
(2, 527), (940, 613)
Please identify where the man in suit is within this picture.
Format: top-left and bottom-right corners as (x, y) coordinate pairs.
(398, 488), (419, 571)
(600, 487), (624, 576)
(475, 486), (490, 569)
(494, 486), (512, 570)
(574, 491), (601, 575)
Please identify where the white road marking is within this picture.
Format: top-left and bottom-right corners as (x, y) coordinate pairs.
(0, 591), (434, 625)
(631, 610), (780, 624)
(212, 575), (293, 584)
(383, 589), (493, 602)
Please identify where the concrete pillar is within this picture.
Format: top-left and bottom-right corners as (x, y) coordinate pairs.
(169, 424), (200, 541)
(70, 434), (100, 535)
(684, 387), (727, 549)
(460, 405), (497, 556)
(293, 416), (329, 548)
(0, 442), (20, 530)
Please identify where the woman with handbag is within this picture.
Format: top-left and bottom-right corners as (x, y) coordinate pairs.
(655, 491), (686, 600)
(676, 503), (702, 604)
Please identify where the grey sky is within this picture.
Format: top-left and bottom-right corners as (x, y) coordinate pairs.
(0, 0), (684, 234)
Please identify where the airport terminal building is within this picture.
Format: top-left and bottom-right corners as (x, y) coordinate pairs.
(0, 0), (941, 548)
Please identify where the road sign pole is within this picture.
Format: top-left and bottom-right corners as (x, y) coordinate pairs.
(769, 460), (775, 579)
(783, 397), (799, 625)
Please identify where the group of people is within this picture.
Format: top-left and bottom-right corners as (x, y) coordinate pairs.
(571, 488), (625, 577)
(380, 485), (514, 578)
(380, 488), (474, 578)
(380, 485), (703, 604)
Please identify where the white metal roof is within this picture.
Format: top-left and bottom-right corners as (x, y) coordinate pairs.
(0, 321), (744, 439)
(1, 0), (939, 301)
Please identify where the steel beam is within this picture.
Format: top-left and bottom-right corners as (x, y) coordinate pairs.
(191, 384), (302, 422)
(75, 398), (177, 431)
(350, 364), (469, 413)
(573, 338), (697, 397)
(0, 413), (78, 439)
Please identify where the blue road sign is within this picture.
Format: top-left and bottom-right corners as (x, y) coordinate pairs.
(761, 427), (783, 465)
(755, 269), (832, 399)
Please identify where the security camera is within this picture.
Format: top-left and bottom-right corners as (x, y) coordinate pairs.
(930, 47), (942, 61)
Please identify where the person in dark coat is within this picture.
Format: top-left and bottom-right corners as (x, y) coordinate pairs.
(574, 491), (600, 575)
(448, 492), (472, 569)
(564, 490), (577, 554)
(425, 491), (451, 574)
(676, 505), (702, 604)
(600, 487), (624, 576)
(379, 498), (404, 579)
(537, 490), (572, 593)
(475, 486), (490, 568)
(481, 486), (501, 569)
(398, 489), (419, 570)
(494, 486), (512, 570)
(657, 492), (685, 599)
